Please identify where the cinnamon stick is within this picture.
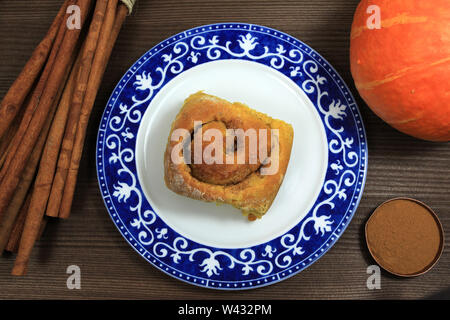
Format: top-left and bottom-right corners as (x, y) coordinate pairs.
(5, 194), (31, 253)
(0, 0), (92, 224)
(10, 0), (94, 276)
(0, 120), (52, 253)
(6, 202), (48, 253)
(46, 0), (109, 218)
(0, 135), (43, 253)
(107, 4), (129, 54)
(0, 51), (75, 253)
(18, 43), (82, 242)
(60, 1), (127, 219)
(0, 1), (71, 184)
(0, 0), (70, 141)
(8, 60), (76, 274)
(0, 93), (28, 169)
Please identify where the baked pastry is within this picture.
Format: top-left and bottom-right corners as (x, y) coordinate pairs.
(164, 92), (293, 221)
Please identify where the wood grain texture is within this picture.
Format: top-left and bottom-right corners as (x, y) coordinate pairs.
(0, 0), (449, 300)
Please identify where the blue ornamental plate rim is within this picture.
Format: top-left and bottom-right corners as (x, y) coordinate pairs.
(96, 22), (368, 290)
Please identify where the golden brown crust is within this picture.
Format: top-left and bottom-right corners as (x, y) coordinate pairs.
(164, 92), (294, 220)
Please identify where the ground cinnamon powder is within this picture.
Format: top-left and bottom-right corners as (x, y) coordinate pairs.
(366, 198), (443, 276)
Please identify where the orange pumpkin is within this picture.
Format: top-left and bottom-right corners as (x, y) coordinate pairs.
(350, 0), (450, 141)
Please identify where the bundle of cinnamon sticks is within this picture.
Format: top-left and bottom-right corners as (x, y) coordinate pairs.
(0, 0), (133, 275)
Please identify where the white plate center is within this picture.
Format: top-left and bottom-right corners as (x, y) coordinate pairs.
(135, 59), (328, 249)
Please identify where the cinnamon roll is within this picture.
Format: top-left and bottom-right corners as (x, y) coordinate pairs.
(164, 92), (293, 221)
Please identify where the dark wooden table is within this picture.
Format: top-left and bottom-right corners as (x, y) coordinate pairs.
(0, 0), (449, 300)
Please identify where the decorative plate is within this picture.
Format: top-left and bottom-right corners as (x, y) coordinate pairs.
(96, 23), (368, 290)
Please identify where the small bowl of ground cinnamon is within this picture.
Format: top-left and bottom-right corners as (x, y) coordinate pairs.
(365, 197), (444, 277)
